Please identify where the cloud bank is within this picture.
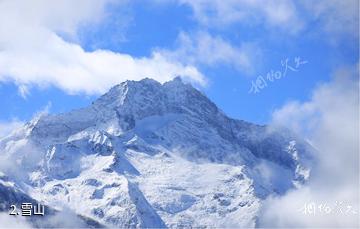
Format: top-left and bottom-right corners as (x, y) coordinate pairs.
(0, 0), (205, 95)
(259, 65), (359, 227)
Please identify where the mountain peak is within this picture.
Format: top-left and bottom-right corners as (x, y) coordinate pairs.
(93, 76), (204, 116)
(129, 77), (162, 87)
(0, 77), (313, 228)
(20, 77), (311, 172)
(171, 75), (183, 83)
(100, 77), (187, 103)
(119, 76), (185, 88)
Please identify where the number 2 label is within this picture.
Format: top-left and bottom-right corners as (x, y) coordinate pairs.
(9, 205), (18, 215)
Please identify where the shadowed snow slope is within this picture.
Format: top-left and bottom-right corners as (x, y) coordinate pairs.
(0, 77), (313, 228)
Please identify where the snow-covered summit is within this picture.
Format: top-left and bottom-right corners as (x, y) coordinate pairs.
(29, 77), (309, 167)
(0, 77), (313, 228)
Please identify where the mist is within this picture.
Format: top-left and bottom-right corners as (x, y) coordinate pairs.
(258, 65), (359, 227)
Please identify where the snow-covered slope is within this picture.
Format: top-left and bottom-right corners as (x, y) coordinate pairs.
(0, 77), (313, 228)
(0, 172), (104, 228)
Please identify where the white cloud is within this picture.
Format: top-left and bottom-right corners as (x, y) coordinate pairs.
(175, 0), (358, 38)
(0, 0), (205, 95)
(0, 0), (113, 36)
(17, 85), (30, 99)
(178, 0), (303, 33)
(0, 213), (32, 228)
(0, 119), (24, 139)
(301, 0), (359, 40)
(259, 65), (360, 227)
(158, 31), (261, 74)
(44, 207), (87, 228)
(0, 102), (51, 140)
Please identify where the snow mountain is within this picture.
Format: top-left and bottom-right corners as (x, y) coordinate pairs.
(0, 77), (312, 228)
(0, 172), (104, 228)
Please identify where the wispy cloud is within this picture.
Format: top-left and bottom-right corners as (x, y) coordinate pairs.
(175, 0), (358, 39)
(259, 64), (359, 227)
(158, 31), (261, 74)
(301, 0), (359, 40)
(0, 101), (51, 139)
(0, 119), (24, 139)
(177, 0), (303, 33)
(17, 85), (30, 99)
(0, 213), (32, 228)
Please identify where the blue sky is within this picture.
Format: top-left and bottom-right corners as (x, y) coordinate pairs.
(0, 0), (358, 127)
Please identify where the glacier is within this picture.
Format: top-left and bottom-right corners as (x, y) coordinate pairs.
(0, 77), (313, 228)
